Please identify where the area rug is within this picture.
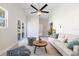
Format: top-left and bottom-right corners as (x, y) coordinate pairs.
(18, 38), (61, 56)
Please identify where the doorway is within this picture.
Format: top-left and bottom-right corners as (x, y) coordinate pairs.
(17, 20), (26, 40)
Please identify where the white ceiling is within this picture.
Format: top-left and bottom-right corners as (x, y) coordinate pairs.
(18, 3), (59, 20)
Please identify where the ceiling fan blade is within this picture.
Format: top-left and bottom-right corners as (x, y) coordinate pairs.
(41, 11), (49, 13)
(40, 4), (48, 11)
(31, 11), (37, 14)
(31, 5), (38, 11)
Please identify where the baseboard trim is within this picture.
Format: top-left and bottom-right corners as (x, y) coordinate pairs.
(0, 42), (18, 55)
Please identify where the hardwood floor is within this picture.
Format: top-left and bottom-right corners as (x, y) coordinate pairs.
(41, 37), (61, 56)
(46, 43), (61, 56)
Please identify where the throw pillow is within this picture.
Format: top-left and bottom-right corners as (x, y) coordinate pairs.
(55, 33), (59, 39)
(64, 37), (68, 43)
(53, 33), (59, 39)
(58, 35), (66, 42)
(67, 39), (79, 49)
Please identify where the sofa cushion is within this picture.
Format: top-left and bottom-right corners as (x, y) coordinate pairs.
(67, 39), (79, 49)
(53, 40), (73, 56)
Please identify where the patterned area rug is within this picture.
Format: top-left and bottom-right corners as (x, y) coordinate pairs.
(29, 46), (47, 56)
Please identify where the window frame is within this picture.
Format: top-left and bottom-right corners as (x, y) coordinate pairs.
(0, 6), (8, 28)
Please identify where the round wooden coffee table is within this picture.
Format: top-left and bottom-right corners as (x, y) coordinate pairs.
(33, 40), (47, 53)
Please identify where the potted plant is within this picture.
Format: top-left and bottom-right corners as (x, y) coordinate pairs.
(48, 29), (52, 36)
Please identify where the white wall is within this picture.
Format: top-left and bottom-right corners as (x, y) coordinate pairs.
(27, 15), (39, 37)
(39, 24), (43, 35)
(39, 17), (49, 36)
(0, 3), (26, 53)
(50, 3), (79, 35)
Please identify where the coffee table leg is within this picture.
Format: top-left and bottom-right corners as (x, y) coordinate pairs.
(44, 46), (47, 53)
(34, 46), (37, 53)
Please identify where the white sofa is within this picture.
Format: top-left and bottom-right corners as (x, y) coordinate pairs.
(48, 33), (79, 56)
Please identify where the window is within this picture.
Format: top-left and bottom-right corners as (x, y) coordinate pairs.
(0, 6), (8, 28)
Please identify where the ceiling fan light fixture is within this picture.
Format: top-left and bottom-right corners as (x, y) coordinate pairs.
(30, 4), (49, 15)
(37, 11), (42, 15)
